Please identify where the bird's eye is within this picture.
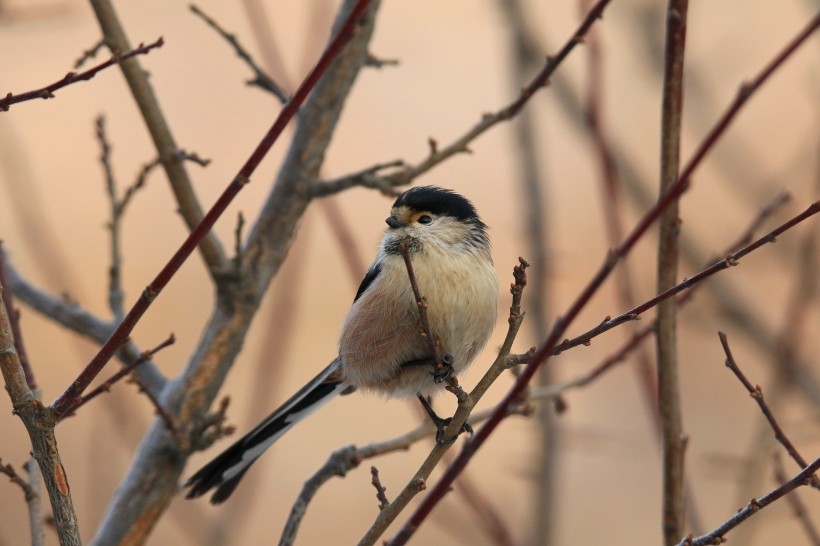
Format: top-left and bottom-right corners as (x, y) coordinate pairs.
(417, 215), (433, 225)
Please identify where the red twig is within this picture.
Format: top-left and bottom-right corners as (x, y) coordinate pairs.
(569, 191), (793, 387)
(551, 200), (819, 356)
(0, 38), (164, 112)
(718, 332), (819, 489)
(386, 11), (820, 542)
(49, 0), (375, 418)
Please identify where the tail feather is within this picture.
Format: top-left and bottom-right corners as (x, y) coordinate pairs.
(185, 360), (345, 504)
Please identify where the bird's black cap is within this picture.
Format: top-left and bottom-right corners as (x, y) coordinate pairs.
(393, 186), (480, 222)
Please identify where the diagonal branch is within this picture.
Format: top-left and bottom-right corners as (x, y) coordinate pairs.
(189, 4), (289, 102)
(50, 0), (376, 418)
(0, 38), (163, 111)
(718, 332), (819, 489)
(313, 0), (614, 196)
(676, 457), (820, 546)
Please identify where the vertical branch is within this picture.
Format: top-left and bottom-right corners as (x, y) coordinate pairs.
(495, 2), (556, 543)
(88, 0), (227, 276)
(656, 1), (689, 544)
(95, 115), (126, 321)
(0, 285), (81, 546)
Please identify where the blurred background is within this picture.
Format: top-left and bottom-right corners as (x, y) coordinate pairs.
(0, 0), (818, 544)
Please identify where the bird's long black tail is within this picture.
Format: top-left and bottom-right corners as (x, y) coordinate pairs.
(185, 360), (347, 504)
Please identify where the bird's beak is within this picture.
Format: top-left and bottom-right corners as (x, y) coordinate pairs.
(385, 215), (402, 229)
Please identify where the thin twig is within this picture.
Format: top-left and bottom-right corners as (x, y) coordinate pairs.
(0, 38), (164, 111)
(49, 0), (376, 418)
(189, 4), (289, 102)
(0, 458), (38, 504)
(718, 332), (819, 489)
(61, 334), (176, 419)
(370, 466), (390, 511)
(95, 115), (126, 320)
(73, 38), (107, 69)
(772, 455), (820, 546)
(397, 240), (449, 387)
(676, 457), (820, 546)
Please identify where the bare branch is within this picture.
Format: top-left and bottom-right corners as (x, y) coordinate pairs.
(656, 2), (689, 542)
(189, 3), (289, 102)
(370, 467), (390, 511)
(0, 285), (81, 545)
(772, 455), (820, 546)
(0, 38), (164, 112)
(718, 332), (819, 489)
(73, 38), (107, 69)
(61, 334), (176, 420)
(676, 457), (820, 546)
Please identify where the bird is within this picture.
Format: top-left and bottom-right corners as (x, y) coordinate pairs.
(184, 186), (498, 504)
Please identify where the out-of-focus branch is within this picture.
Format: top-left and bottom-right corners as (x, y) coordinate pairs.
(656, 2), (688, 543)
(496, 1), (556, 543)
(4, 258), (166, 400)
(0, 458), (44, 546)
(88, 0), (226, 275)
(0, 38), (163, 111)
(676, 457), (820, 546)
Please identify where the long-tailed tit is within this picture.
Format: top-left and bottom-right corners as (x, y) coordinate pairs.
(185, 186), (498, 504)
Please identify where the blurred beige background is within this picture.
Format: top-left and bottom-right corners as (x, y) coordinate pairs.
(1, 0), (818, 545)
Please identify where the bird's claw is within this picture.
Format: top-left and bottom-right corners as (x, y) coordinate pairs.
(431, 354), (454, 383)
